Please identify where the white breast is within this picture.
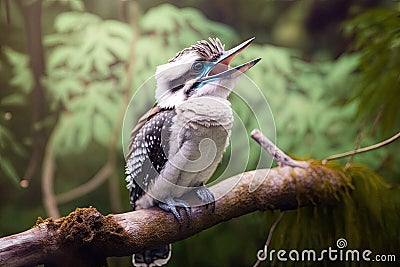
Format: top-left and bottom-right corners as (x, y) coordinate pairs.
(146, 96), (233, 202)
(170, 96), (232, 183)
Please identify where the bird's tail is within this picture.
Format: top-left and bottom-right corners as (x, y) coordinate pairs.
(132, 244), (171, 267)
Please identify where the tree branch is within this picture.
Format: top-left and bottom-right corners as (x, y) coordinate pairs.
(251, 129), (309, 168)
(55, 163), (113, 205)
(0, 163), (347, 267)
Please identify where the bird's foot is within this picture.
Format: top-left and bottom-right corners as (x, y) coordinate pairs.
(158, 198), (191, 229)
(196, 185), (215, 212)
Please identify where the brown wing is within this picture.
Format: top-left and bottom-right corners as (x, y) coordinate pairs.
(125, 107), (176, 210)
(127, 106), (162, 157)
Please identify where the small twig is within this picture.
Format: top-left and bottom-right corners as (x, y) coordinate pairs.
(253, 211), (285, 267)
(251, 129), (309, 168)
(55, 163), (113, 204)
(323, 131), (400, 163)
(369, 105), (384, 135)
(41, 131), (59, 218)
(346, 129), (364, 169)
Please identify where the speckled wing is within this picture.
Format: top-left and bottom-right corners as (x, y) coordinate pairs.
(125, 107), (176, 210)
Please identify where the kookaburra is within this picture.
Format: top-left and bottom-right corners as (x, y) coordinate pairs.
(125, 37), (260, 266)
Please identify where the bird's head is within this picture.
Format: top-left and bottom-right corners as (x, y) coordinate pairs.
(155, 37), (261, 108)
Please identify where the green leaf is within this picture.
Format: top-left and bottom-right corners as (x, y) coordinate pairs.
(325, 54), (360, 91)
(53, 111), (93, 155)
(0, 157), (20, 185)
(264, 45), (292, 74)
(103, 37), (130, 60)
(92, 46), (113, 76)
(0, 125), (12, 148)
(66, 95), (91, 112)
(47, 46), (75, 70)
(103, 20), (132, 42)
(75, 112), (92, 149)
(3, 46), (28, 67)
(54, 12), (100, 33)
(69, 0), (84, 11)
(0, 124), (26, 157)
(3, 47), (33, 93)
(44, 77), (83, 106)
(0, 94), (27, 106)
(9, 71), (34, 93)
(140, 4), (178, 33)
(93, 114), (113, 147)
(43, 33), (67, 46)
(345, 8), (400, 135)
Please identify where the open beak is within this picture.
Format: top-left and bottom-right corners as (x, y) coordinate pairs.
(200, 37), (261, 83)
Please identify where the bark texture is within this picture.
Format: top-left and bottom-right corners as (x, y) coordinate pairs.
(0, 163), (348, 267)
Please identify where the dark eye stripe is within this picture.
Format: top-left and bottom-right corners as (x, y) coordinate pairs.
(185, 81), (201, 98)
(170, 84), (184, 93)
(169, 71), (190, 92)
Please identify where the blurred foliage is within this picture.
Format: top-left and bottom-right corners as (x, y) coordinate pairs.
(43, 11), (132, 153)
(42, 0), (85, 11)
(133, 4), (236, 88)
(2, 47), (33, 95)
(237, 48), (361, 159)
(0, 48), (30, 185)
(0, 122), (25, 185)
(345, 8), (400, 136)
(343, 7), (400, 180)
(269, 169), (400, 267)
(0, 1), (399, 267)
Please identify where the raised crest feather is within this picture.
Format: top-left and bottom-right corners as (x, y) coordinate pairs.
(169, 37), (225, 62)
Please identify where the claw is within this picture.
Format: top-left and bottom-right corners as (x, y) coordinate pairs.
(196, 185), (215, 212)
(158, 201), (183, 226)
(158, 198), (192, 229)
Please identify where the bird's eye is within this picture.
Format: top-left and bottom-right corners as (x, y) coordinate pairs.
(192, 62), (205, 72)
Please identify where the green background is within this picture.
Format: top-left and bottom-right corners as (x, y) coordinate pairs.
(0, 0), (399, 266)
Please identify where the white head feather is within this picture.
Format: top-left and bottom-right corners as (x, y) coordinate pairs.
(154, 38), (230, 109)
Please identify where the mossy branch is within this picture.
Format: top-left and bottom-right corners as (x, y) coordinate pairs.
(0, 162), (350, 267)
